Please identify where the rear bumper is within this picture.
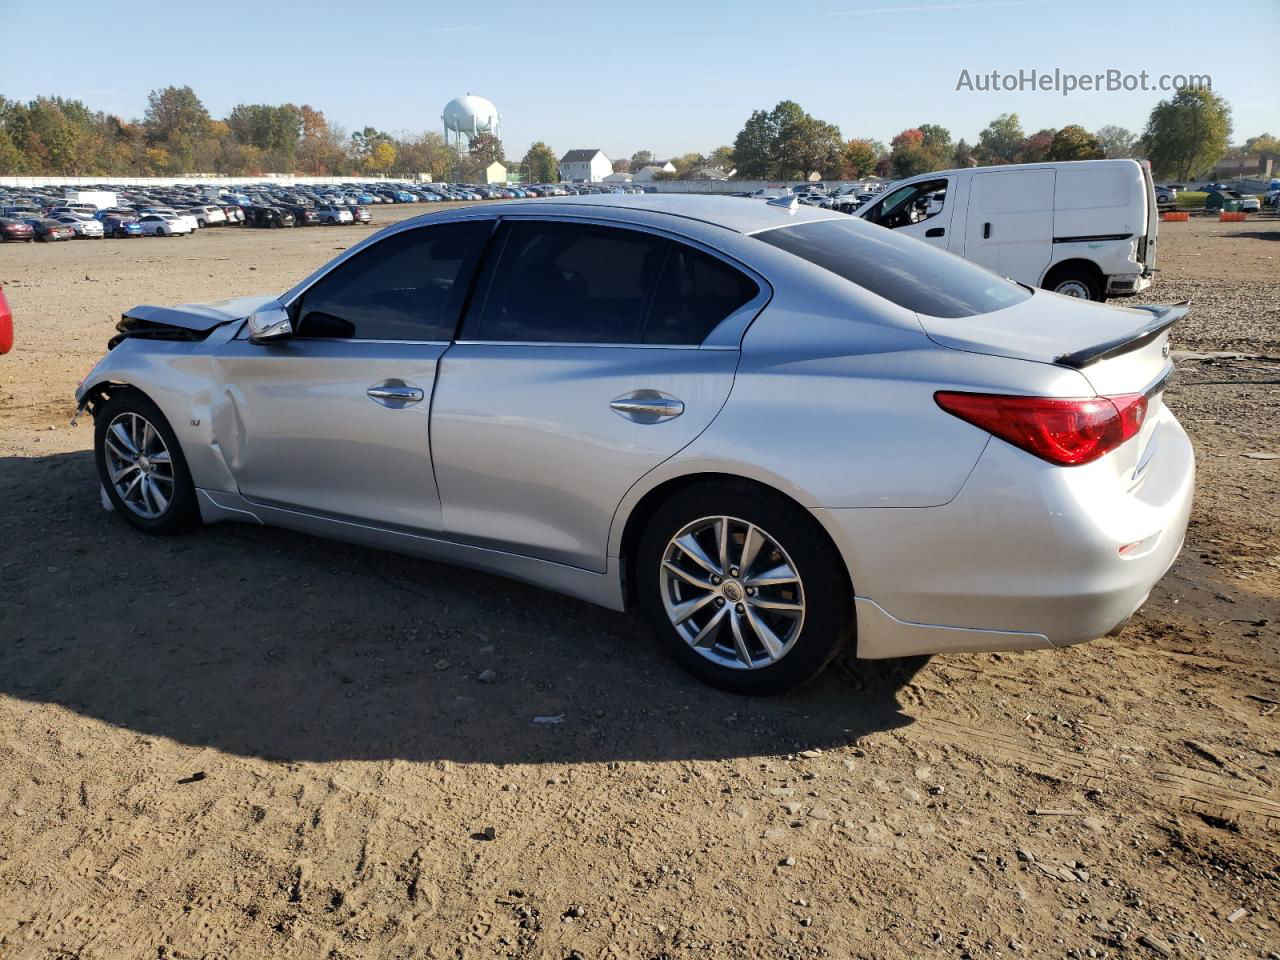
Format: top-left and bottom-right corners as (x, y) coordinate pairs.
(1107, 273), (1153, 297)
(817, 406), (1195, 659)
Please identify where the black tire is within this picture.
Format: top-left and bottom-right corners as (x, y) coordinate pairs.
(1046, 269), (1103, 301)
(636, 480), (854, 695)
(94, 391), (199, 535)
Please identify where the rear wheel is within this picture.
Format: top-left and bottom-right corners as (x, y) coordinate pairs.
(637, 482), (853, 694)
(1047, 269), (1102, 301)
(94, 392), (198, 535)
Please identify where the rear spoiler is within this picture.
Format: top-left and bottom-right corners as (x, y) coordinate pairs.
(1054, 301), (1189, 369)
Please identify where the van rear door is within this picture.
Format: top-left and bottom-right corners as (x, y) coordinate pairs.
(963, 168), (1055, 285)
(1139, 160), (1158, 273)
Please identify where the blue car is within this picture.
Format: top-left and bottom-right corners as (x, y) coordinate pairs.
(100, 215), (142, 238)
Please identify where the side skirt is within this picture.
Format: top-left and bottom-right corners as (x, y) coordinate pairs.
(196, 489), (627, 612)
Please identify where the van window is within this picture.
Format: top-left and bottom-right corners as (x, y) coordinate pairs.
(756, 217), (1030, 318)
(863, 178), (948, 228)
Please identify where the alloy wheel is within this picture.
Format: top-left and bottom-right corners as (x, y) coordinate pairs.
(659, 515), (805, 670)
(103, 412), (176, 519)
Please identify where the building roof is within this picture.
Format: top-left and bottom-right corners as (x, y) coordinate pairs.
(560, 149), (607, 163)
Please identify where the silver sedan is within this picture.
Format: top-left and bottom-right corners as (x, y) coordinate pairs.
(75, 196), (1194, 693)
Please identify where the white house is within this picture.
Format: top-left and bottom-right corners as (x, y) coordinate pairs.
(602, 171), (633, 183)
(484, 161), (507, 184)
(558, 149), (612, 183)
(633, 161), (677, 182)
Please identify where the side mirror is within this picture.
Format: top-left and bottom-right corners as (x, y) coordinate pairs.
(247, 305), (292, 344)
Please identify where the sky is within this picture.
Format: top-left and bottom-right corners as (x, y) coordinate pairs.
(2, 0), (1277, 162)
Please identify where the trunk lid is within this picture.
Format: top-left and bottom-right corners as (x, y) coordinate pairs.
(921, 292), (1184, 482)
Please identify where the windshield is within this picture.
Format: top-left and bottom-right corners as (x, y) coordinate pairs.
(755, 217), (1031, 318)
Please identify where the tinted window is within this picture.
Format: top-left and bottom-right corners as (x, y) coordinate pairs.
(471, 221), (667, 343)
(296, 220), (490, 340)
(755, 218), (1030, 318)
(645, 244), (759, 344)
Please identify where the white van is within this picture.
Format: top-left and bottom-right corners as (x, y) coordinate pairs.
(855, 159), (1158, 301)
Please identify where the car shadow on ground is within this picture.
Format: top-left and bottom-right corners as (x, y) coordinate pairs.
(2, 451), (925, 766)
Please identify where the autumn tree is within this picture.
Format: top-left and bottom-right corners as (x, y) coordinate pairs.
(1014, 128), (1056, 164)
(1049, 124), (1104, 162)
(841, 138), (880, 178)
(467, 132), (504, 167)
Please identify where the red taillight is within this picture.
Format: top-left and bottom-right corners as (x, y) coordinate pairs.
(935, 391), (1147, 466)
(0, 287), (13, 355)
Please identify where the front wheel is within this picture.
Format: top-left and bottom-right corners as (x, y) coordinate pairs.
(636, 482), (854, 694)
(94, 392), (198, 534)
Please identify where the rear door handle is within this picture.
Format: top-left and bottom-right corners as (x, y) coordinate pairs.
(367, 381), (425, 408)
(610, 390), (684, 424)
(925, 227), (945, 238)
(983, 221), (991, 239)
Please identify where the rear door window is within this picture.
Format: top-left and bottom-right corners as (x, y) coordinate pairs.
(644, 244), (759, 344)
(467, 219), (760, 345)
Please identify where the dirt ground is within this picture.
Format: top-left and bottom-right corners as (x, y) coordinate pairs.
(1, 206), (1277, 960)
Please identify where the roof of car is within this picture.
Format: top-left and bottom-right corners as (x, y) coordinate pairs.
(497, 193), (844, 235)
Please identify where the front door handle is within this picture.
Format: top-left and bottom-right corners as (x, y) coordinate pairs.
(983, 221), (991, 239)
(925, 227), (945, 238)
(367, 380), (425, 408)
(610, 390), (684, 424)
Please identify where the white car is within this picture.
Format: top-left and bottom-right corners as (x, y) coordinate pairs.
(142, 208), (200, 232)
(1239, 195), (1261, 213)
(53, 215), (104, 238)
(185, 205), (227, 227)
(317, 205), (354, 225)
(137, 213), (193, 237)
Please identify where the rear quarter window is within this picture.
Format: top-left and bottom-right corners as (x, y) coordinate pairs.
(754, 217), (1030, 318)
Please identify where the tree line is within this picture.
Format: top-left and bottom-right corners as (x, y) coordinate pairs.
(0, 85), (1270, 184)
(723, 89), (1261, 183)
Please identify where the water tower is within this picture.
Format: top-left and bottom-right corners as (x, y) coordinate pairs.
(442, 94), (501, 152)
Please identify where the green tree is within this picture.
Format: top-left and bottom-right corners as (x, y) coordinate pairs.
(143, 86), (211, 170)
(772, 105), (843, 180)
(522, 141), (559, 182)
(1244, 133), (1279, 169)
(917, 123), (952, 169)
(952, 138), (974, 167)
(976, 112), (1024, 164)
(1049, 124), (1104, 162)
(1095, 124), (1138, 159)
(1141, 88), (1232, 180)
(630, 149), (653, 169)
(732, 108), (779, 178)
(709, 145), (735, 172)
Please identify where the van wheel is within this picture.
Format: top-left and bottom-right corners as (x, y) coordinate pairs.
(1048, 270), (1102, 301)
